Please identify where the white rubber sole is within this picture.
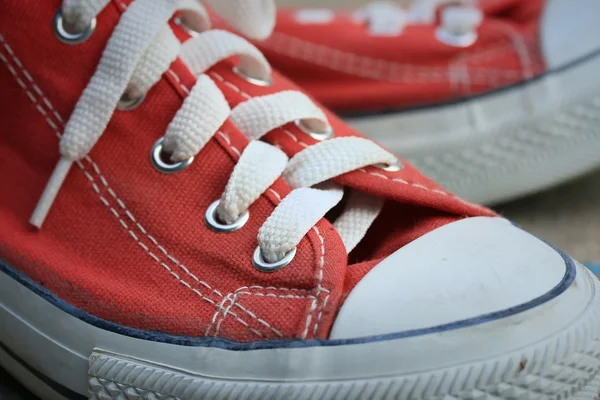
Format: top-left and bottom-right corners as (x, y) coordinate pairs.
(2, 254), (600, 399)
(346, 50), (600, 205)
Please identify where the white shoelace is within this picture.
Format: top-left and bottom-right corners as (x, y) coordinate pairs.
(353, 0), (481, 37)
(33, 0), (400, 265)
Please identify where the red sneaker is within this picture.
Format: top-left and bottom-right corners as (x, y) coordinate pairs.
(246, 0), (600, 204)
(1, 1), (599, 399)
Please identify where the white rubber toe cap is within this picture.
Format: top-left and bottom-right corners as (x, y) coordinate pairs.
(541, 0), (600, 70)
(330, 217), (567, 339)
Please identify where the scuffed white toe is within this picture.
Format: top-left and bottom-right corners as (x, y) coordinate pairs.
(541, 0), (600, 69)
(330, 216), (567, 339)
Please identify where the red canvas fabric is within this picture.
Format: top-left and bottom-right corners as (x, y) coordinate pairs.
(233, 0), (547, 113)
(0, 0), (493, 342)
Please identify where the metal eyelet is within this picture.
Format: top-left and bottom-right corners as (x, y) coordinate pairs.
(436, 5), (482, 48)
(252, 246), (297, 273)
(150, 138), (194, 173)
(232, 66), (273, 87)
(295, 119), (334, 141)
(205, 200), (249, 233)
(435, 28), (477, 48)
(117, 92), (145, 111)
(374, 159), (403, 172)
(53, 8), (96, 45)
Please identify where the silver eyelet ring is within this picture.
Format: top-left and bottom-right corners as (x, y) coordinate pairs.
(205, 200), (249, 233)
(295, 119), (334, 141)
(252, 246), (297, 273)
(232, 66), (273, 87)
(117, 92), (145, 111)
(53, 8), (96, 45)
(150, 138), (194, 174)
(435, 28), (477, 48)
(374, 159), (403, 172)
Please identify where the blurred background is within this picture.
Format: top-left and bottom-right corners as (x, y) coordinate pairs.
(3, 0), (600, 398)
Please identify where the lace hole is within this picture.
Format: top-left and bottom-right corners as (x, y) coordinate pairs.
(295, 119), (334, 141)
(117, 91), (145, 111)
(436, 5), (481, 48)
(150, 138), (194, 173)
(252, 246), (297, 272)
(205, 200), (249, 233)
(53, 9), (96, 45)
(435, 27), (477, 47)
(374, 159), (403, 172)
(232, 66), (273, 87)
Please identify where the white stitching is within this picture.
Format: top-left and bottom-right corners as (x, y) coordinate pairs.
(206, 285), (318, 336)
(313, 292), (331, 337)
(213, 293), (281, 338)
(212, 294), (264, 337)
(234, 285), (315, 293)
(167, 68), (190, 95)
(85, 156), (229, 298)
(492, 20), (534, 81)
(0, 35), (64, 123)
(449, 21), (538, 94)
(267, 188), (282, 202)
(261, 32), (525, 84)
(216, 130), (241, 158)
(357, 168), (489, 212)
(301, 225), (327, 339)
(211, 287), (319, 338)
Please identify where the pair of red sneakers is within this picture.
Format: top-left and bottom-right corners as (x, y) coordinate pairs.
(1, 0), (600, 399)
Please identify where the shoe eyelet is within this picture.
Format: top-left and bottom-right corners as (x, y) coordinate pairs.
(150, 138), (194, 174)
(53, 8), (96, 45)
(435, 5), (481, 48)
(295, 119), (334, 141)
(252, 246), (297, 273)
(232, 66), (273, 87)
(435, 28), (477, 47)
(205, 200), (249, 233)
(374, 159), (403, 172)
(117, 92), (145, 111)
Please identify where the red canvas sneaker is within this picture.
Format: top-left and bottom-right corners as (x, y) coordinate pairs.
(240, 0), (600, 204)
(1, 0), (600, 399)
